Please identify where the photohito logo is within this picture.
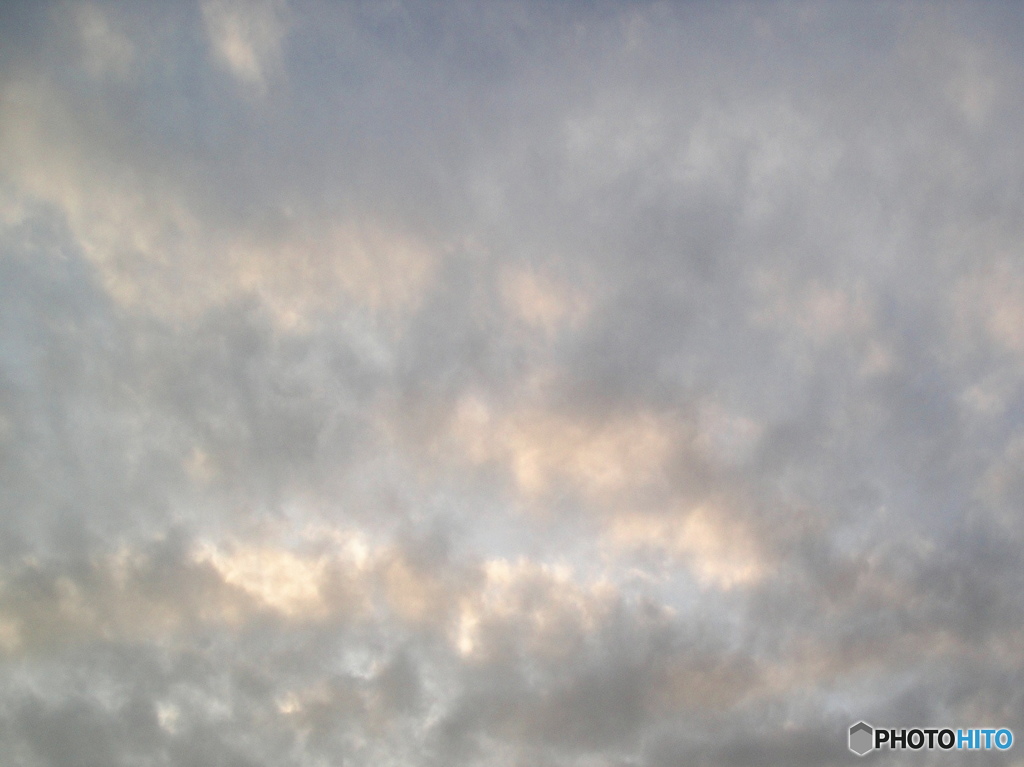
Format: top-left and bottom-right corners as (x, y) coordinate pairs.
(848, 722), (1013, 756)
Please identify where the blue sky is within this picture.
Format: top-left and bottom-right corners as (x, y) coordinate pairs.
(2, 2), (1024, 765)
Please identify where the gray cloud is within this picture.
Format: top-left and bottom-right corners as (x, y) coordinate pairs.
(3, 1), (1024, 765)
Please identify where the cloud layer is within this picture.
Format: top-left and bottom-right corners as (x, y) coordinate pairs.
(3, 1), (1024, 765)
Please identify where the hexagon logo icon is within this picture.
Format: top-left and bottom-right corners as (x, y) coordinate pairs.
(849, 721), (874, 756)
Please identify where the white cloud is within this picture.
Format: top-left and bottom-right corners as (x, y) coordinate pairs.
(202, 0), (288, 92)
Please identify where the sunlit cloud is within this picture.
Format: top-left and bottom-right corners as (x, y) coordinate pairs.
(449, 399), (674, 500)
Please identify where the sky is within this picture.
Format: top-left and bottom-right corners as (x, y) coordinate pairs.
(2, 1), (1024, 765)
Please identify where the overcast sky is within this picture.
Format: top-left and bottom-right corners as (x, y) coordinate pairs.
(3, 1), (1024, 765)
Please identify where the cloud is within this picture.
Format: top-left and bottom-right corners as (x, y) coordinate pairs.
(4, 1), (1024, 765)
(73, 4), (137, 81)
(447, 399), (673, 500)
(202, 0), (288, 92)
